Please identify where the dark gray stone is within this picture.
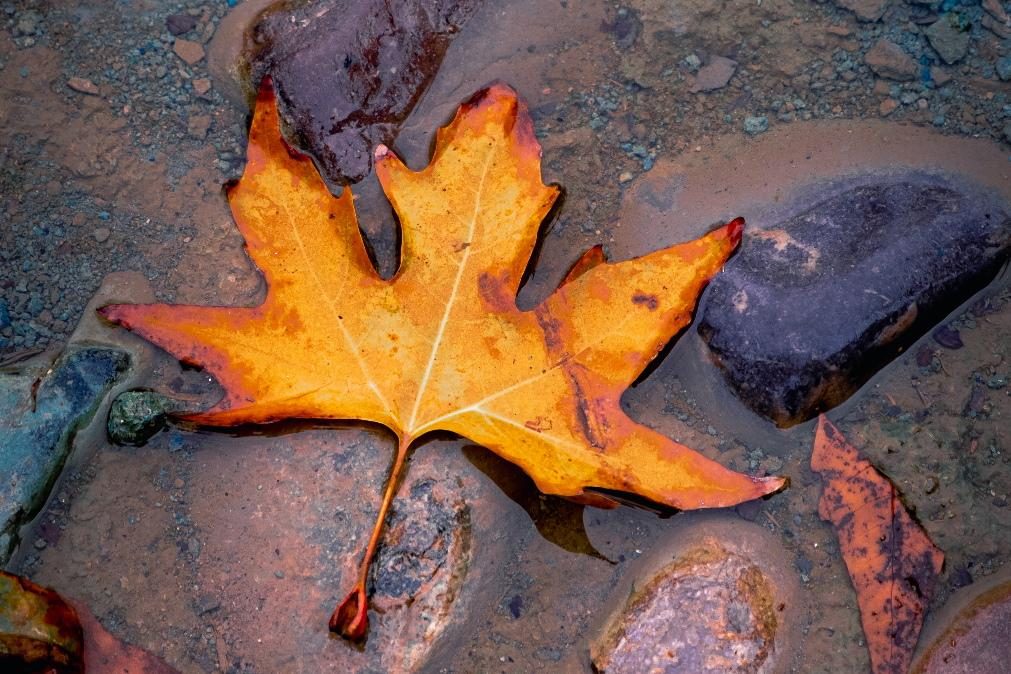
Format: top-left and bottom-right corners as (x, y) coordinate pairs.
(925, 16), (971, 65)
(247, 0), (480, 185)
(1, 348), (128, 563)
(697, 175), (1010, 427)
(107, 390), (180, 446)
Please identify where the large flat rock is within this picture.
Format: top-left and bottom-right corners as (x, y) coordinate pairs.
(0, 347), (128, 563)
(697, 174), (1010, 427)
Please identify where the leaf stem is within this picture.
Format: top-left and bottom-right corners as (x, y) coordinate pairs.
(329, 434), (412, 640)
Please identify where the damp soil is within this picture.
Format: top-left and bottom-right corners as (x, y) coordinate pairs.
(3, 0), (1011, 672)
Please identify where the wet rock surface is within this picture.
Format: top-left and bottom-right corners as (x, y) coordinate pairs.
(0, 347), (128, 563)
(224, 0), (480, 185)
(591, 515), (801, 674)
(698, 174), (1011, 427)
(913, 573), (1011, 674)
(0, 571), (83, 673)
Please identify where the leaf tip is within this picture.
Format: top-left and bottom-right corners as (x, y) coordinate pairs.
(726, 216), (745, 248)
(330, 586), (369, 641)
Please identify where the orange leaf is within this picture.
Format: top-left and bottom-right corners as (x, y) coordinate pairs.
(812, 416), (943, 674)
(100, 80), (785, 639)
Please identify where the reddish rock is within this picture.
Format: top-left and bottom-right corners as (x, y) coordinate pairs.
(591, 515), (802, 674)
(690, 55), (738, 92)
(835, 0), (889, 21)
(865, 39), (918, 81)
(913, 572), (1011, 674)
(67, 76), (99, 95)
(879, 98), (899, 116)
(173, 38), (205, 65)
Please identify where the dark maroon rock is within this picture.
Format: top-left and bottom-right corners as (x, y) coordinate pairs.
(932, 324), (963, 349)
(697, 174), (1010, 427)
(247, 0), (479, 185)
(166, 13), (197, 36)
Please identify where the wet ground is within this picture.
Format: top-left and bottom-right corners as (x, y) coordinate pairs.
(2, 0), (1010, 672)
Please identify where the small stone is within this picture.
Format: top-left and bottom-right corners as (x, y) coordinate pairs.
(996, 56), (1011, 82)
(93, 227), (110, 243)
(872, 79), (891, 95)
(193, 77), (212, 95)
(33, 538), (47, 550)
(14, 10), (42, 36)
(834, 0), (889, 22)
(67, 77), (100, 96)
(865, 40), (918, 81)
(618, 171), (634, 183)
(743, 116), (769, 135)
(932, 324), (963, 349)
(931, 67), (953, 86)
(983, 14), (1011, 39)
(107, 390), (180, 446)
(690, 55), (738, 92)
(925, 17), (970, 65)
(173, 38), (205, 65)
(187, 114), (212, 140)
(879, 98), (899, 116)
(166, 13), (198, 35)
(983, 0), (1011, 23)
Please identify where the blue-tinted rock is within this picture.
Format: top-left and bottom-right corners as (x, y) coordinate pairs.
(698, 175), (1010, 427)
(0, 347), (128, 563)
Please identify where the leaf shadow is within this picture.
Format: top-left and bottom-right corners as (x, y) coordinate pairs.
(460, 444), (613, 564)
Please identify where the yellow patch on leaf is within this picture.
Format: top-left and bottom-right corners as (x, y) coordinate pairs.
(100, 81), (785, 639)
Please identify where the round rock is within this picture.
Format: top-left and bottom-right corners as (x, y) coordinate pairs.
(913, 570), (1011, 674)
(591, 514), (802, 674)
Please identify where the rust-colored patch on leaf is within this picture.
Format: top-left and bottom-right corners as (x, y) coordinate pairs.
(100, 80), (785, 639)
(811, 416), (944, 674)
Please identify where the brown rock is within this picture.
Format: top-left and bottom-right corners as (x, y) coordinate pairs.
(913, 571), (1011, 674)
(67, 77), (99, 96)
(690, 55), (738, 92)
(982, 14), (1011, 39)
(192, 78), (212, 95)
(92, 227), (110, 243)
(872, 79), (891, 95)
(865, 39), (918, 81)
(879, 98), (899, 116)
(591, 515), (802, 674)
(931, 67), (953, 86)
(835, 0), (889, 21)
(173, 38), (205, 65)
(186, 114), (211, 140)
(983, 0), (1010, 24)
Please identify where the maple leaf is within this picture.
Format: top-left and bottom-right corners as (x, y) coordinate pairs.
(811, 416), (943, 674)
(99, 81), (785, 639)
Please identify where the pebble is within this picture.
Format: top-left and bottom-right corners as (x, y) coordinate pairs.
(166, 13), (198, 36)
(690, 56), (738, 93)
(834, 0), (888, 22)
(864, 39), (918, 81)
(187, 114), (212, 140)
(996, 56), (1011, 82)
(93, 227), (110, 243)
(925, 17), (970, 65)
(879, 98), (899, 116)
(743, 115), (769, 135)
(67, 77), (100, 96)
(173, 38), (205, 65)
(192, 78), (212, 95)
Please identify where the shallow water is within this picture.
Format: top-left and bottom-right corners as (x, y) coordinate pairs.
(3, 0), (1010, 672)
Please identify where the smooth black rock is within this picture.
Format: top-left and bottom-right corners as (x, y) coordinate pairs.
(247, 0), (480, 185)
(697, 175), (1010, 427)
